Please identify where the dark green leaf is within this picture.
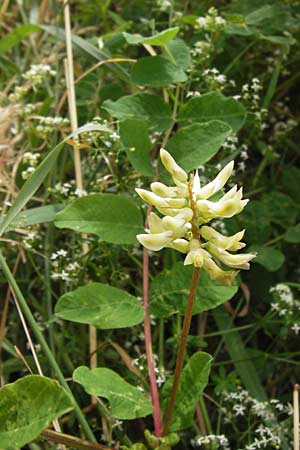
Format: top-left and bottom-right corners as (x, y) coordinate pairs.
(0, 375), (72, 449)
(55, 283), (144, 329)
(131, 56), (187, 87)
(166, 121), (232, 171)
(54, 193), (143, 245)
(73, 366), (152, 419)
(163, 38), (191, 71)
(284, 224), (300, 243)
(150, 263), (238, 318)
(163, 352), (212, 431)
(249, 246), (285, 272)
(179, 91), (246, 133)
(102, 93), (172, 132)
(119, 119), (154, 176)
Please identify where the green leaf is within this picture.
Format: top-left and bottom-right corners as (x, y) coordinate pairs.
(0, 123), (109, 238)
(0, 375), (73, 449)
(131, 56), (187, 87)
(284, 224), (300, 243)
(150, 263), (238, 319)
(163, 38), (191, 70)
(250, 246), (285, 272)
(54, 193), (143, 245)
(179, 91), (246, 133)
(55, 282), (144, 329)
(0, 24), (40, 56)
(123, 27), (179, 46)
(163, 352), (212, 431)
(119, 119), (154, 176)
(102, 93), (172, 132)
(6, 204), (63, 230)
(166, 121), (232, 171)
(73, 366), (152, 420)
(261, 191), (298, 226)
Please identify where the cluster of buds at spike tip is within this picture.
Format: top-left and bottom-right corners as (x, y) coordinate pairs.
(135, 149), (256, 286)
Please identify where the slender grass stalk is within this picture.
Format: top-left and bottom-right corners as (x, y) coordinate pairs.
(63, 0), (97, 378)
(41, 429), (114, 450)
(294, 384), (299, 450)
(0, 249), (96, 442)
(162, 266), (201, 435)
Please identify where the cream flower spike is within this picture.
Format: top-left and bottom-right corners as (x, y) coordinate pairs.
(135, 149), (256, 285)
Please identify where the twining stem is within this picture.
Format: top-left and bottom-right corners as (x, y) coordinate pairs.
(0, 250), (96, 442)
(162, 266), (201, 435)
(143, 240), (163, 437)
(41, 429), (114, 450)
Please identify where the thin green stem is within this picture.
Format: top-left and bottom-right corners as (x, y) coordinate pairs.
(41, 429), (114, 450)
(162, 266), (201, 435)
(0, 249), (96, 442)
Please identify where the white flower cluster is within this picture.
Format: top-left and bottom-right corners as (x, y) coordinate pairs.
(34, 116), (69, 138)
(51, 249), (81, 285)
(23, 64), (56, 86)
(136, 149), (256, 285)
(191, 41), (213, 62)
(269, 283), (300, 334)
(191, 434), (230, 449)
(195, 7), (226, 32)
(22, 151), (41, 180)
(241, 78), (262, 110)
(243, 426), (281, 450)
(202, 68), (235, 91)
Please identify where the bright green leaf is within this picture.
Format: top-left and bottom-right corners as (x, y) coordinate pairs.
(250, 246), (285, 272)
(0, 375), (73, 449)
(123, 27), (179, 46)
(55, 283), (144, 329)
(150, 263), (238, 318)
(166, 121), (232, 171)
(179, 91), (246, 132)
(0, 24), (40, 56)
(131, 56), (187, 87)
(162, 352), (212, 431)
(102, 93), (172, 132)
(54, 193), (143, 245)
(73, 366), (152, 419)
(6, 204), (63, 230)
(119, 119), (154, 176)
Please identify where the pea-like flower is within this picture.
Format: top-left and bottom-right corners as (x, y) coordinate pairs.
(136, 149), (256, 285)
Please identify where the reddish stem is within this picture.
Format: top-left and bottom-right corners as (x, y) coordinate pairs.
(143, 209), (162, 437)
(162, 266), (201, 435)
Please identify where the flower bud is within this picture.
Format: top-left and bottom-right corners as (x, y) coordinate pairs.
(206, 242), (256, 269)
(196, 161), (234, 200)
(168, 238), (189, 253)
(136, 231), (173, 251)
(200, 226), (246, 251)
(203, 258), (237, 285)
(160, 148), (188, 183)
(151, 182), (188, 198)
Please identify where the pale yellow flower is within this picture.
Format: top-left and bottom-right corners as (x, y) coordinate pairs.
(136, 149), (256, 285)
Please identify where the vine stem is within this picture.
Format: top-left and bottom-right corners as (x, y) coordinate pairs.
(162, 266), (201, 435)
(143, 217), (163, 437)
(0, 249), (96, 442)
